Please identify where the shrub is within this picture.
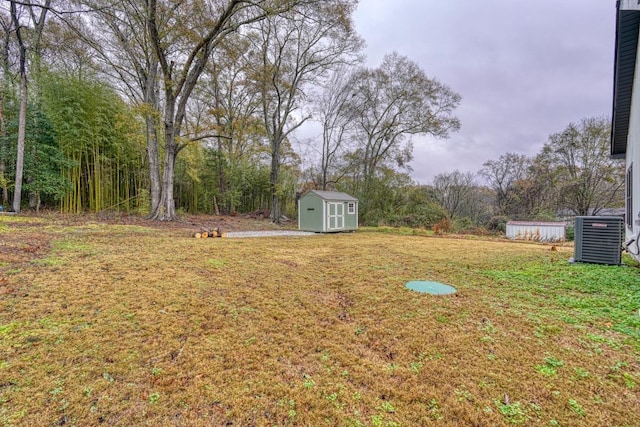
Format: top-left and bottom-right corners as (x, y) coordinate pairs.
(453, 216), (475, 233)
(487, 215), (509, 233)
(565, 226), (575, 242)
(433, 217), (452, 235)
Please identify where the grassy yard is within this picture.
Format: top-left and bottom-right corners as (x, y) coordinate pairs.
(0, 215), (639, 426)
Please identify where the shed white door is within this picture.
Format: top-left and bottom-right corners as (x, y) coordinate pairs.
(327, 202), (344, 230)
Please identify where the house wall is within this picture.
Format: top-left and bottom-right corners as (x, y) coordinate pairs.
(343, 201), (358, 230)
(298, 194), (324, 232)
(625, 29), (640, 260)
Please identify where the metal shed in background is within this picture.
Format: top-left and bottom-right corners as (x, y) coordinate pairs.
(506, 221), (566, 242)
(298, 190), (358, 233)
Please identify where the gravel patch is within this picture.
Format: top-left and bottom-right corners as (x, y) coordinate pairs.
(224, 230), (318, 238)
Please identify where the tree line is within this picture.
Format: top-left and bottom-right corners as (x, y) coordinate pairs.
(431, 117), (624, 232)
(0, 1), (622, 229)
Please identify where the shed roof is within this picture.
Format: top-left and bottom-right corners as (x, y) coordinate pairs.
(506, 221), (566, 227)
(303, 190), (358, 201)
(611, 2), (640, 158)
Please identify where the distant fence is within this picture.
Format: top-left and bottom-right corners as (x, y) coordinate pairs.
(506, 221), (566, 242)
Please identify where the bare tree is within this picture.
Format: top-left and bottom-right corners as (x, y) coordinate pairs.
(73, 0), (315, 220)
(0, 12), (12, 206)
(432, 170), (476, 220)
(9, 1), (27, 213)
(7, 0), (50, 213)
(506, 153), (558, 219)
(145, 0), (340, 220)
(250, 0), (363, 222)
(312, 65), (360, 190)
(541, 117), (624, 216)
(192, 34), (267, 212)
(349, 52), (461, 182)
(480, 152), (530, 216)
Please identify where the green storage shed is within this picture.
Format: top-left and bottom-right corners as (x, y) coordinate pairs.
(298, 190), (358, 232)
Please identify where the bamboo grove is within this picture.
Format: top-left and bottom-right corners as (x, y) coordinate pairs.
(0, 67), (288, 215)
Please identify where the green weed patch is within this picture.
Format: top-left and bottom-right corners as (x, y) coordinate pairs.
(483, 261), (640, 343)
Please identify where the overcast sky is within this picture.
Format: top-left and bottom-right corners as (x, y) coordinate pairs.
(345, 0), (616, 184)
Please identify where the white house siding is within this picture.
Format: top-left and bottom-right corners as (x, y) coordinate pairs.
(624, 30), (640, 261)
(621, 0), (640, 11)
(506, 221), (566, 242)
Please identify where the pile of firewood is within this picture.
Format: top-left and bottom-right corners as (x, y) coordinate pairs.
(192, 227), (226, 238)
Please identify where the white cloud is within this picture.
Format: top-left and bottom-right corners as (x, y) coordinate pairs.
(294, 1), (616, 185)
(351, 0), (616, 183)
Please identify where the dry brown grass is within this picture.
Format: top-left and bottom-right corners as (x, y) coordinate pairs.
(0, 214), (638, 426)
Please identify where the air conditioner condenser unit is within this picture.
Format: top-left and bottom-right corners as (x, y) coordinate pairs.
(574, 216), (624, 265)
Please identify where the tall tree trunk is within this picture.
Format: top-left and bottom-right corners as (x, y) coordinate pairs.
(10, 1), (26, 213)
(212, 72), (226, 210)
(144, 63), (161, 215)
(155, 143), (177, 220)
(12, 0), (49, 213)
(12, 60), (26, 213)
(150, 98), (178, 220)
(146, 115), (161, 213)
(0, 93), (8, 206)
(0, 9), (11, 208)
(270, 135), (282, 223)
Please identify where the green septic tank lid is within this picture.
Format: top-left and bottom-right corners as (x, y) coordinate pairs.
(405, 281), (456, 295)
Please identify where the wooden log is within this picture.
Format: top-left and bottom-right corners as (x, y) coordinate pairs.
(193, 232), (202, 238)
(210, 230), (218, 238)
(201, 232), (208, 238)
